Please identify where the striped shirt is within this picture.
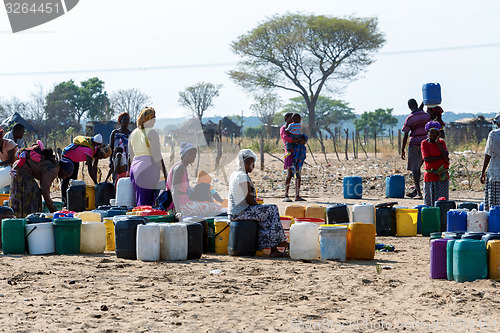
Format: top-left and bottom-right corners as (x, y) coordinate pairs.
(402, 109), (431, 146)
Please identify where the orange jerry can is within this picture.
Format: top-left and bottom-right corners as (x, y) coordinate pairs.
(346, 222), (376, 260)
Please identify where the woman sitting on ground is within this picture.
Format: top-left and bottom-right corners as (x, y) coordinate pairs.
(166, 142), (222, 217)
(228, 149), (288, 257)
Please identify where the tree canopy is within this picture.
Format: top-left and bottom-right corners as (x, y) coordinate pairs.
(250, 93), (281, 137)
(354, 108), (398, 136)
(178, 82), (222, 122)
(230, 13), (385, 136)
(111, 88), (151, 122)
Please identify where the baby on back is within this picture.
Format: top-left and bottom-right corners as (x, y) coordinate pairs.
(285, 113), (303, 154)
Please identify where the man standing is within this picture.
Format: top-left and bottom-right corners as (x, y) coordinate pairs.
(401, 99), (431, 199)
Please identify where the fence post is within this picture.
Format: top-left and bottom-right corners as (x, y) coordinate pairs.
(260, 134), (264, 171)
(374, 129), (377, 158)
(352, 131), (356, 159)
(398, 129), (402, 155)
(344, 128), (349, 160)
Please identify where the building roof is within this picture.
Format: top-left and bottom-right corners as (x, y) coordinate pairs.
(1, 112), (37, 132)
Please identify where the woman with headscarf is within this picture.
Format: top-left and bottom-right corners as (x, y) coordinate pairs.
(106, 112), (132, 185)
(481, 114), (500, 210)
(421, 121), (450, 207)
(10, 146), (72, 217)
(129, 107), (167, 206)
(165, 142), (222, 217)
(0, 128), (18, 167)
(228, 149), (288, 257)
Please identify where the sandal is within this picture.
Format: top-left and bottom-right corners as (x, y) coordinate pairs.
(295, 197), (306, 202)
(414, 195), (423, 200)
(406, 191), (417, 198)
(283, 197), (293, 202)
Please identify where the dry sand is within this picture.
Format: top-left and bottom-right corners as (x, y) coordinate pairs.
(2, 151), (499, 332)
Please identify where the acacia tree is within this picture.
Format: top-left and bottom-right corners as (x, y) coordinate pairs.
(111, 88), (151, 121)
(354, 108), (398, 154)
(230, 13), (385, 137)
(250, 93), (281, 137)
(178, 82), (222, 122)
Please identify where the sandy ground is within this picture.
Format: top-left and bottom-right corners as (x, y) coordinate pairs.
(2, 151), (499, 332)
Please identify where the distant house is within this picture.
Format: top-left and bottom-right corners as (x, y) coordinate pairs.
(1, 112), (37, 133)
(447, 115), (494, 145)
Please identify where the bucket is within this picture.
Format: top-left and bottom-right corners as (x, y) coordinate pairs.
(318, 226), (347, 261)
(136, 224), (160, 261)
(85, 185), (96, 211)
(53, 218), (82, 255)
(103, 218), (115, 251)
(215, 218), (231, 255)
(2, 218), (26, 254)
(25, 222), (55, 255)
(80, 222), (106, 254)
(395, 209), (418, 236)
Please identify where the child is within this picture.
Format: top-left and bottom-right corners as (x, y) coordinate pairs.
(285, 113), (303, 156)
(106, 146), (128, 185)
(191, 170), (223, 203)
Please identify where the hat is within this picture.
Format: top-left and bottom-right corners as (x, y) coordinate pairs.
(100, 145), (112, 159)
(93, 134), (103, 144)
(180, 142), (196, 157)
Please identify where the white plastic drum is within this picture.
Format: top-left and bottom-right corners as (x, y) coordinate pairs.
(290, 222), (320, 260)
(159, 223), (188, 261)
(0, 166), (11, 188)
(136, 224), (160, 261)
(467, 209), (488, 232)
(352, 203), (375, 226)
(116, 177), (136, 207)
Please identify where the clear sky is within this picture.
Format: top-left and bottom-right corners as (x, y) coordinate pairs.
(1, 0), (500, 119)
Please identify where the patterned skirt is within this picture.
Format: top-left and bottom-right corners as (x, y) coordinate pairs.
(230, 204), (287, 250)
(10, 171), (42, 218)
(484, 179), (500, 211)
(180, 200), (222, 217)
(423, 180), (449, 207)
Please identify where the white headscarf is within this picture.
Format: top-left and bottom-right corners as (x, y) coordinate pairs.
(237, 149), (257, 170)
(180, 142), (196, 157)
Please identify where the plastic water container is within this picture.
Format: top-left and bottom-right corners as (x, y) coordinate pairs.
(42, 200), (64, 213)
(228, 220), (257, 256)
(159, 223), (188, 261)
(446, 240), (456, 281)
(116, 177), (136, 207)
(305, 205), (326, 220)
(95, 182), (115, 207)
(214, 218), (231, 255)
(435, 199), (456, 232)
(375, 203), (396, 236)
(294, 218), (325, 227)
(422, 82), (442, 105)
(467, 210), (488, 232)
(430, 239), (449, 279)
(290, 222), (320, 260)
(206, 218), (215, 252)
(343, 176), (362, 199)
(346, 223), (376, 260)
(442, 231), (464, 240)
(67, 184), (86, 213)
(457, 202), (478, 211)
(479, 202), (485, 211)
(482, 233), (500, 246)
(413, 205), (427, 234)
(25, 222), (54, 255)
(75, 211), (102, 222)
(326, 204), (350, 224)
(103, 218), (115, 251)
(184, 222), (203, 259)
(421, 207), (440, 236)
(136, 224), (160, 261)
(114, 216), (146, 259)
(53, 218), (82, 255)
(461, 232), (485, 240)
(183, 217), (208, 254)
(284, 205), (305, 219)
(80, 222), (106, 254)
(318, 226), (347, 261)
(396, 208), (418, 236)
(352, 204), (375, 226)
(106, 208), (127, 218)
(453, 239), (487, 282)
(0, 166), (11, 188)
(385, 175), (405, 198)
(447, 209), (468, 232)
(2, 219), (26, 254)
(488, 206), (500, 232)
(110, 199), (116, 206)
(85, 185), (96, 211)
(487, 240), (500, 280)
